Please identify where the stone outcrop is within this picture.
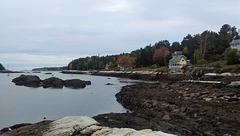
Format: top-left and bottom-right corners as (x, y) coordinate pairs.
(12, 75), (91, 89)
(12, 75), (42, 87)
(0, 116), (175, 136)
(42, 77), (64, 88)
(64, 79), (89, 89)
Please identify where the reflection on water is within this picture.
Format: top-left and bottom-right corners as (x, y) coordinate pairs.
(0, 72), (136, 129)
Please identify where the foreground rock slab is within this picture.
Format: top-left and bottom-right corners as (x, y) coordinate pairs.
(0, 116), (175, 136)
(12, 74), (91, 89)
(45, 116), (175, 136)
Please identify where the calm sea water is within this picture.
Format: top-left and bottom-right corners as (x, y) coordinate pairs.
(0, 72), (135, 129)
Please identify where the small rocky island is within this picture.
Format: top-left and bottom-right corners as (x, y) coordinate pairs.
(12, 74), (91, 89)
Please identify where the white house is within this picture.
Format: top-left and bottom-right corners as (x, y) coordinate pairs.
(230, 39), (240, 50)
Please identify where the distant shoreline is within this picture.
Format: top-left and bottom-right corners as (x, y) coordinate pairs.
(0, 70), (23, 73)
(61, 69), (240, 82)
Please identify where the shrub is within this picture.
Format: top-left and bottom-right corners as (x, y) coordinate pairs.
(197, 59), (208, 65)
(223, 48), (240, 65)
(209, 54), (222, 62)
(214, 61), (222, 68)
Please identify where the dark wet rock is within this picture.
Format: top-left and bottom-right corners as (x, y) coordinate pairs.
(82, 80), (91, 85)
(105, 83), (114, 85)
(12, 74), (42, 87)
(93, 113), (152, 130)
(0, 128), (10, 133)
(45, 72), (52, 75)
(0, 123), (33, 134)
(0, 121), (52, 136)
(10, 123), (32, 130)
(228, 97), (239, 102)
(42, 77), (64, 88)
(64, 79), (90, 89)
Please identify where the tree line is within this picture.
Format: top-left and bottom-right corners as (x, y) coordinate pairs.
(68, 24), (240, 70)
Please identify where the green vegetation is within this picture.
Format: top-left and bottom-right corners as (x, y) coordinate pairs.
(68, 24), (240, 71)
(0, 63), (5, 70)
(223, 48), (240, 65)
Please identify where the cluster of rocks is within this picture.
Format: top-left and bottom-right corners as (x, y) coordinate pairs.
(181, 89), (240, 102)
(0, 116), (175, 136)
(12, 74), (91, 89)
(172, 81), (240, 102)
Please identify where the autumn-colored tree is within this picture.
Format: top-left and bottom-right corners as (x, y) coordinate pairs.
(117, 55), (136, 69)
(68, 63), (73, 70)
(153, 46), (170, 66)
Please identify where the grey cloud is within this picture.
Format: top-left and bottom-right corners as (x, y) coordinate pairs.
(0, 0), (239, 70)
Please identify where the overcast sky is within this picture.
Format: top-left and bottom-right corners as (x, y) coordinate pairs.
(0, 0), (239, 70)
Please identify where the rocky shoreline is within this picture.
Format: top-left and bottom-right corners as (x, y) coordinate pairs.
(1, 71), (240, 135)
(93, 72), (240, 136)
(62, 69), (240, 82)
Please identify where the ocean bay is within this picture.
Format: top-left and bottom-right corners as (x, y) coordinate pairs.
(0, 72), (133, 129)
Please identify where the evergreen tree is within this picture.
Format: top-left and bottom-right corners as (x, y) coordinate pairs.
(0, 63), (5, 70)
(170, 42), (182, 52)
(218, 24), (239, 54)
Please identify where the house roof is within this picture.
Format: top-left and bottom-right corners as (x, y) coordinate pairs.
(230, 39), (240, 45)
(169, 55), (187, 63)
(174, 51), (182, 55)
